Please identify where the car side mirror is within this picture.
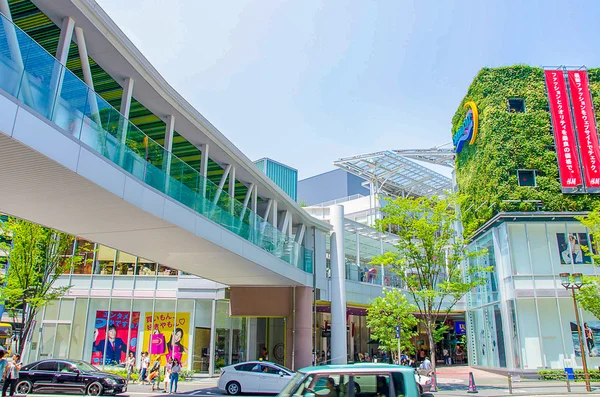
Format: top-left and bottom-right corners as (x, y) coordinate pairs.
(279, 371), (284, 377)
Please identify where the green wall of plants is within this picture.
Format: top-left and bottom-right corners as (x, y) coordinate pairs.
(453, 65), (600, 236)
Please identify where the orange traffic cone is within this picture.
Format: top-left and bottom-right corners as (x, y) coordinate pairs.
(430, 372), (438, 392)
(467, 372), (478, 393)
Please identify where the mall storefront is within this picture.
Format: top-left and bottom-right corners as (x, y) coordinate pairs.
(23, 241), (290, 375)
(465, 215), (600, 371)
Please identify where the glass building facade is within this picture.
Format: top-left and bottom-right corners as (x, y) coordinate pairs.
(24, 239), (284, 376)
(466, 216), (600, 371)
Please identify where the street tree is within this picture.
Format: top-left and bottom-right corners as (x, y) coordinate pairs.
(0, 218), (82, 356)
(576, 210), (600, 317)
(372, 195), (490, 371)
(366, 288), (418, 359)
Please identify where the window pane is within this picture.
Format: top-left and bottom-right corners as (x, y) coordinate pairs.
(36, 361), (58, 371)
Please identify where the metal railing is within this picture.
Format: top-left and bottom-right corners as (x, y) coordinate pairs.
(0, 13), (312, 272)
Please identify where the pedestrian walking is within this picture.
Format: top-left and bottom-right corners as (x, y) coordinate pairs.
(139, 352), (150, 385)
(125, 352), (136, 384)
(2, 354), (21, 397)
(163, 358), (173, 393)
(169, 359), (181, 394)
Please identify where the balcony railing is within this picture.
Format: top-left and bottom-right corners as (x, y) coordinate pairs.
(0, 13), (312, 273)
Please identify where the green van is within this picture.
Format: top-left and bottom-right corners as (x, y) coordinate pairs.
(279, 364), (420, 397)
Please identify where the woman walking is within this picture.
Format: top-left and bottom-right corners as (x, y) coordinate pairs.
(163, 358), (173, 393)
(169, 359), (181, 394)
(125, 352), (136, 384)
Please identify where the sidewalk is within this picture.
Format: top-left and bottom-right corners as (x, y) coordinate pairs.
(431, 366), (600, 396)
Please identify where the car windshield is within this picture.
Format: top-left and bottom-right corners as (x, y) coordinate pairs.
(75, 362), (99, 372)
(279, 372), (306, 397)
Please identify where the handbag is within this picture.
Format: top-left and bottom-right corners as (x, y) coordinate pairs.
(150, 334), (166, 355)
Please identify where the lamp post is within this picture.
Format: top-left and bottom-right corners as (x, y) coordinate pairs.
(559, 272), (591, 392)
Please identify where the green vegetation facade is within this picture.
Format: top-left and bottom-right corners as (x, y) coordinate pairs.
(452, 66), (600, 236)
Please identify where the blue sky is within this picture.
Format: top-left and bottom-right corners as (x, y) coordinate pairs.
(97, 0), (600, 179)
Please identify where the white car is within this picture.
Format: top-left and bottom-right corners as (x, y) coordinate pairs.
(218, 361), (295, 395)
(415, 373), (432, 395)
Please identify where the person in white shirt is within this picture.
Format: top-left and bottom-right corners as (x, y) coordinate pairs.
(420, 357), (432, 370)
(2, 354), (21, 397)
(139, 352), (150, 385)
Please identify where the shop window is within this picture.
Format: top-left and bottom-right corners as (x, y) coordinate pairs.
(508, 98), (525, 113)
(517, 169), (536, 187)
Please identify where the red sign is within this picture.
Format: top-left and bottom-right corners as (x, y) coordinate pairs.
(545, 70), (583, 189)
(568, 70), (600, 189)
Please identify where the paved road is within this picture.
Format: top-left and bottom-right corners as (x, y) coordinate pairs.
(11, 378), (599, 397)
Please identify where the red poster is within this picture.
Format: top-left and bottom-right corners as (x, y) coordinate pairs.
(568, 70), (600, 189)
(91, 310), (140, 366)
(545, 70), (583, 189)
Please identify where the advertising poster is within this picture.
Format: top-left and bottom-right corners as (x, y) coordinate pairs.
(544, 70), (583, 190)
(556, 233), (595, 264)
(570, 321), (599, 357)
(143, 312), (190, 366)
(567, 70), (600, 189)
(92, 311), (140, 366)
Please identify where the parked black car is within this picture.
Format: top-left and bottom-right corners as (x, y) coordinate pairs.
(16, 359), (126, 396)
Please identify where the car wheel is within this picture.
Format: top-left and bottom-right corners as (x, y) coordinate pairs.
(418, 384), (423, 396)
(354, 384), (361, 394)
(16, 380), (32, 395)
(226, 381), (241, 395)
(87, 381), (103, 396)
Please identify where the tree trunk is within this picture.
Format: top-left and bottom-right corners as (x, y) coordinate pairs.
(426, 318), (436, 373)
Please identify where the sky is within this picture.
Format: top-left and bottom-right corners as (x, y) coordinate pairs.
(96, 0), (600, 179)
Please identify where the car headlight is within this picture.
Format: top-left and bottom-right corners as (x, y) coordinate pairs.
(105, 378), (117, 385)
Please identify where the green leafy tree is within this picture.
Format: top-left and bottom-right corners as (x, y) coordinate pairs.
(575, 210), (600, 317)
(366, 289), (418, 357)
(576, 276), (600, 320)
(0, 218), (82, 356)
(372, 195), (491, 371)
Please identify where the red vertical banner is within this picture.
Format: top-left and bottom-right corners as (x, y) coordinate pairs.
(545, 70), (583, 190)
(567, 70), (600, 189)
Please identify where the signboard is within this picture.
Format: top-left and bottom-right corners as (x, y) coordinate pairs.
(455, 321), (466, 335)
(452, 101), (479, 153)
(545, 70), (583, 191)
(568, 70), (600, 190)
(91, 311), (140, 366)
(143, 312), (190, 366)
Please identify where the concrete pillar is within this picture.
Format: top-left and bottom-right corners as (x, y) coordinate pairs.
(208, 300), (217, 377)
(200, 143), (210, 198)
(56, 17), (75, 65)
(75, 27), (100, 126)
(330, 205), (347, 364)
(163, 114), (175, 189)
(48, 17), (75, 117)
(294, 286), (313, 369)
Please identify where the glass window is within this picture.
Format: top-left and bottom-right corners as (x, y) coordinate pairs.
(36, 361), (59, 372)
(69, 298), (89, 361)
(58, 362), (77, 373)
(353, 374), (391, 397)
(95, 246), (116, 275)
(508, 98), (525, 113)
(136, 259), (157, 276)
(234, 363), (256, 372)
(73, 240), (95, 275)
(115, 251), (136, 276)
(391, 371), (405, 397)
(158, 265), (177, 276)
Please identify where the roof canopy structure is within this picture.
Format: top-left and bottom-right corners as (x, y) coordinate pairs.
(393, 143), (455, 168)
(334, 150), (453, 198)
